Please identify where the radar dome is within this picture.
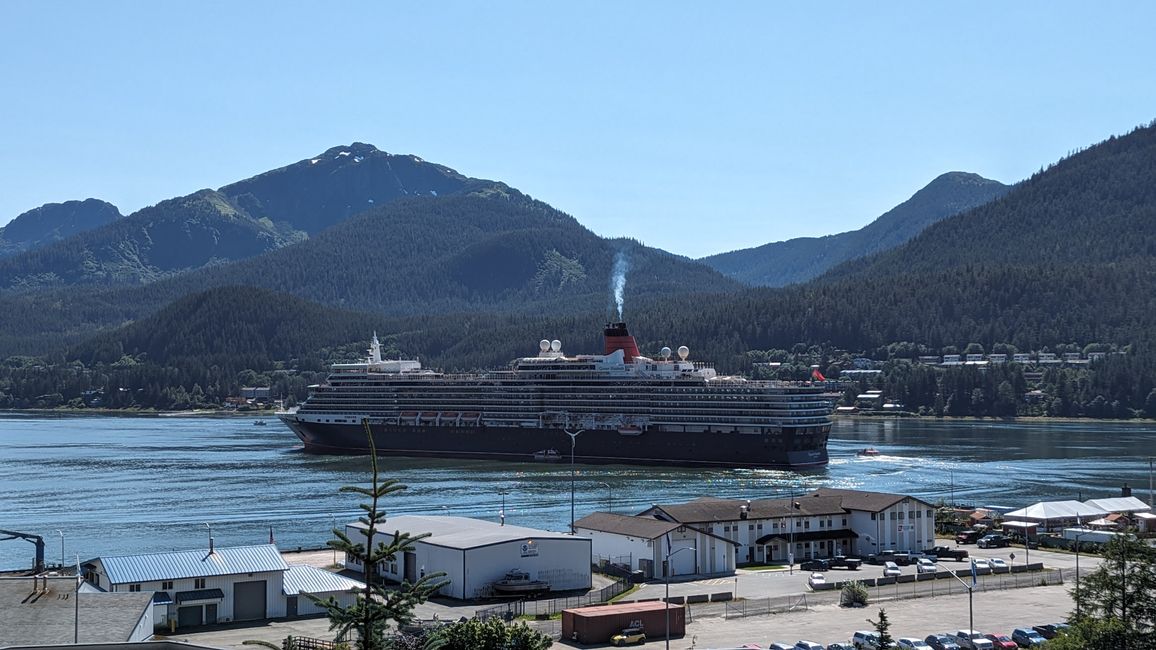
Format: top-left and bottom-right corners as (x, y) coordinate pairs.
(539, 339), (550, 352)
(677, 345), (690, 360)
(660, 346), (672, 359)
(550, 339), (562, 352)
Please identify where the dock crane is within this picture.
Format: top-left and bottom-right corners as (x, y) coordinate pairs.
(0, 529), (46, 573)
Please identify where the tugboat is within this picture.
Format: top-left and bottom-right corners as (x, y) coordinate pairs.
(491, 569), (550, 596)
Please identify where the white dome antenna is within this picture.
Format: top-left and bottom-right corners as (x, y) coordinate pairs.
(660, 346), (672, 359)
(539, 339), (550, 352)
(677, 345), (690, 360)
(550, 339), (562, 353)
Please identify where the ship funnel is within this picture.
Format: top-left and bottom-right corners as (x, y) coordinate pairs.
(604, 322), (641, 363)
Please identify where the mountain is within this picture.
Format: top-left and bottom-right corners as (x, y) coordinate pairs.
(0, 144), (479, 290)
(701, 172), (1009, 286)
(0, 199), (122, 257)
(0, 184), (741, 357)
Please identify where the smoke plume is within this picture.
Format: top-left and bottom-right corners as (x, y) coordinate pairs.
(611, 249), (630, 321)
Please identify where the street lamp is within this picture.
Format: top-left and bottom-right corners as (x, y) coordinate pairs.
(597, 481), (612, 513)
(56, 530), (64, 568)
(1074, 523), (1088, 619)
(565, 428), (586, 533)
(329, 514), (337, 566)
(498, 489), (508, 526)
(664, 546), (695, 650)
(936, 561), (974, 634)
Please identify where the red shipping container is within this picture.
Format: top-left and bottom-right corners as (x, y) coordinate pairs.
(561, 601), (686, 645)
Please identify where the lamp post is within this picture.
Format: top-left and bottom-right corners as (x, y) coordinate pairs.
(597, 482), (612, 513)
(565, 428), (585, 533)
(56, 530), (64, 568)
(664, 545), (695, 650)
(498, 489), (508, 526)
(936, 561), (974, 633)
(330, 514), (337, 566)
(1074, 523), (1087, 619)
(1148, 457), (1154, 508)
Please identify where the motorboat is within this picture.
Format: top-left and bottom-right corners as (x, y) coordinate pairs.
(856, 447), (881, 456)
(491, 569), (550, 595)
(532, 449), (562, 462)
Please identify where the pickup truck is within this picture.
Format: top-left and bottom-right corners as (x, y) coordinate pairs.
(925, 545), (970, 561)
(828, 555), (863, 570)
(955, 529), (985, 544)
(865, 550), (911, 566)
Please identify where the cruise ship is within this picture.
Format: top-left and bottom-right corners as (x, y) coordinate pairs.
(278, 323), (832, 468)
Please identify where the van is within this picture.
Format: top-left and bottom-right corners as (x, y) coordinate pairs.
(852, 630), (880, 649)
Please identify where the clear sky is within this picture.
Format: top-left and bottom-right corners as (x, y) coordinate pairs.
(2, 2), (1154, 258)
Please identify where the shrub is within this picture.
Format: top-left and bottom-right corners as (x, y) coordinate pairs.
(841, 580), (869, 607)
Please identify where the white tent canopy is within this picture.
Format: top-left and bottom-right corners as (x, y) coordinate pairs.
(1084, 496), (1152, 514)
(1002, 500), (1106, 521)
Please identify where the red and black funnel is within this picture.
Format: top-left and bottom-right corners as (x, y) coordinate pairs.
(604, 322), (641, 363)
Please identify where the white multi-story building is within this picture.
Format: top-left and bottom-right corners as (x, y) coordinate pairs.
(573, 512), (737, 578)
(632, 488), (936, 566)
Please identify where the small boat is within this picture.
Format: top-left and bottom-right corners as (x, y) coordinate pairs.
(492, 569), (550, 595)
(253, 420), (267, 426)
(617, 425), (643, 436)
(857, 447), (881, 457)
(533, 449), (562, 462)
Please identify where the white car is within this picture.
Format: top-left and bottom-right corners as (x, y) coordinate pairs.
(971, 558), (991, 570)
(794, 642), (824, 650)
(808, 572), (826, 588)
(916, 558), (937, 573)
(897, 639), (932, 650)
(951, 630), (993, 650)
(882, 561), (901, 577)
(987, 557), (1008, 570)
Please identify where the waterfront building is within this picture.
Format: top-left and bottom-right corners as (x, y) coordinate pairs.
(344, 516), (591, 600)
(573, 512), (738, 578)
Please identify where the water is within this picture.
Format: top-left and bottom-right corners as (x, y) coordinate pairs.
(2, 414), (1154, 570)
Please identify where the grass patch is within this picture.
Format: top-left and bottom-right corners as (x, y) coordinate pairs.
(608, 584), (640, 602)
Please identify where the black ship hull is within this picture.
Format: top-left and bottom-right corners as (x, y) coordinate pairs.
(280, 415), (829, 469)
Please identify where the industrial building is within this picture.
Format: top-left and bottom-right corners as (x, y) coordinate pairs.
(83, 543), (361, 629)
(345, 515), (591, 600)
(0, 575), (153, 646)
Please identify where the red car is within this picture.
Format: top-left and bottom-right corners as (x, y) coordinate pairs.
(983, 634), (1017, 649)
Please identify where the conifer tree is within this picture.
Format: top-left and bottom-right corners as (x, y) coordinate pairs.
(309, 421), (447, 649)
(868, 608), (894, 647)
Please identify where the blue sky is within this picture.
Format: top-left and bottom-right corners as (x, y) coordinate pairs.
(2, 2), (1154, 258)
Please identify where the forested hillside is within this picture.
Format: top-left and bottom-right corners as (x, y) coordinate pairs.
(0, 143), (480, 290)
(701, 172), (1009, 286)
(0, 199), (122, 257)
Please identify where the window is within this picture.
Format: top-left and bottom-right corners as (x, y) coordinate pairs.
(129, 584), (141, 592)
(871, 513), (877, 521)
(819, 520), (825, 528)
(842, 518), (848, 526)
(890, 512), (897, 520)
(898, 512), (905, 520)
(162, 581), (173, 590)
(803, 520), (810, 529)
(194, 578), (206, 589)
(748, 524), (754, 531)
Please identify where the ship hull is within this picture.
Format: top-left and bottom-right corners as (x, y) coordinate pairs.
(280, 415), (829, 469)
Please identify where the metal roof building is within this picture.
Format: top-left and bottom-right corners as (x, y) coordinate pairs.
(94, 544), (288, 584)
(0, 576), (153, 646)
(346, 516), (591, 600)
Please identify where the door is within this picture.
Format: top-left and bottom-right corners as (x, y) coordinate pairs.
(404, 551), (417, 583)
(177, 606), (203, 628)
(205, 603), (218, 625)
(233, 580), (267, 621)
(286, 595), (298, 617)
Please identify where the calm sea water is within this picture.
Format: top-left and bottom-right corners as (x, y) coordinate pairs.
(2, 414), (1154, 570)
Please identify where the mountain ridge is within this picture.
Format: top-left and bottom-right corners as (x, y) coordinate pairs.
(0, 199), (123, 258)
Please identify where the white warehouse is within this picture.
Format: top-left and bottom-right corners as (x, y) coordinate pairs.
(345, 515), (591, 600)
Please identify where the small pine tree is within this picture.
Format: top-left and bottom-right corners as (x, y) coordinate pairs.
(840, 580), (869, 607)
(868, 608), (893, 647)
(308, 421), (448, 649)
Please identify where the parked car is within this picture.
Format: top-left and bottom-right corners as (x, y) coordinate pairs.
(801, 558), (831, 571)
(897, 639), (932, 650)
(1010, 628), (1046, 646)
(1031, 623), (1069, 639)
(852, 630), (880, 649)
(971, 558), (991, 570)
(924, 634), (961, 650)
(827, 644), (855, 650)
(977, 534), (1010, 549)
(611, 626), (646, 646)
(916, 558), (937, 574)
(808, 572), (826, 588)
(925, 545), (969, 561)
(950, 630), (993, 650)
(987, 558), (1008, 570)
(770, 643), (795, 650)
(866, 550), (911, 566)
(830, 555), (863, 570)
(882, 561), (901, 577)
(795, 642), (824, 650)
(982, 634), (1016, 649)
(955, 529), (985, 544)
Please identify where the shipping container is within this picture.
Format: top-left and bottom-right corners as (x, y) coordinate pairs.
(561, 600), (686, 645)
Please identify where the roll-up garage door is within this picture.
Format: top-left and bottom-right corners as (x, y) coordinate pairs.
(233, 580), (267, 621)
